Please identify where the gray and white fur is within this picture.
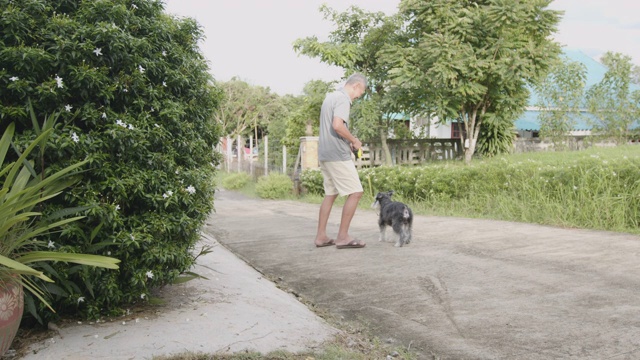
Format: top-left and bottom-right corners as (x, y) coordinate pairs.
(372, 191), (413, 247)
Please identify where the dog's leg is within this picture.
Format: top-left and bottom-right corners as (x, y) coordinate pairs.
(399, 223), (412, 246)
(379, 223), (387, 242)
(392, 222), (404, 247)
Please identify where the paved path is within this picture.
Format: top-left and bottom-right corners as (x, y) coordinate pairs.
(20, 231), (339, 359)
(208, 190), (640, 360)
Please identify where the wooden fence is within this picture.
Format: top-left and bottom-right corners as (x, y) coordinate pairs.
(355, 138), (463, 168)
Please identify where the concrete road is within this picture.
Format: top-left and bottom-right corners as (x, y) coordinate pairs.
(208, 190), (640, 360)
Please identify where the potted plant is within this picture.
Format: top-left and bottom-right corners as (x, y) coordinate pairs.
(0, 122), (120, 356)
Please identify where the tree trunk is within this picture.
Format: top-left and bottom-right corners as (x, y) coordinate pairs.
(464, 138), (476, 164)
(379, 127), (393, 166)
(462, 107), (481, 165)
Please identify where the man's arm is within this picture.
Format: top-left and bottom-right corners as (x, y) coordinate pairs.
(332, 116), (362, 150)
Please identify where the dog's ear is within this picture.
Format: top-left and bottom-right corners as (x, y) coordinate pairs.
(388, 190), (395, 197)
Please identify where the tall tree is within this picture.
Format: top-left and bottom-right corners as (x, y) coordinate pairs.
(294, 5), (405, 165)
(213, 78), (283, 141)
(534, 56), (587, 149)
(282, 79), (335, 149)
(586, 52), (640, 144)
(382, 0), (562, 163)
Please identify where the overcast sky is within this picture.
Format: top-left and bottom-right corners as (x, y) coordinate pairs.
(162, 0), (640, 96)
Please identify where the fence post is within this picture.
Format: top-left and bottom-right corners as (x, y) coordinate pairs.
(237, 135), (242, 172)
(249, 135), (254, 177)
(283, 146), (287, 174)
(264, 136), (269, 176)
(226, 136), (232, 172)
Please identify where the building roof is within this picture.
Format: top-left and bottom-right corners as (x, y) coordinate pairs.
(516, 111), (593, 131)
(526, 48), (609, 107)
(517, 48), (640, 131)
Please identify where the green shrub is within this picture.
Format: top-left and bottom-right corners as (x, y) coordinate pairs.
(220, 172), (251, 190)
(300, 169), (324, 195)
(0, 0), (220, 320)
(255, 174), (293, 199)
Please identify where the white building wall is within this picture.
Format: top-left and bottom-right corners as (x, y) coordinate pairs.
(410, 116), (452, 139)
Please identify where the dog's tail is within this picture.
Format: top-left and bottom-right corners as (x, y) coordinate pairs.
(403, 206), (410, 219)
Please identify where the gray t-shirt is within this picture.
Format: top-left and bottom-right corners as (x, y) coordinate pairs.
(318, 88), (352, 162)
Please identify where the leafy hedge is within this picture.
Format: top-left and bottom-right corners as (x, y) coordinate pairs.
(1, 0), (220, 321)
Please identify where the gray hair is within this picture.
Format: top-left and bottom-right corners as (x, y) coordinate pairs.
(345, 73), (367, 88)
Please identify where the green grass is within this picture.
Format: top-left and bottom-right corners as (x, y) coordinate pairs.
(301, 145), (640, 234)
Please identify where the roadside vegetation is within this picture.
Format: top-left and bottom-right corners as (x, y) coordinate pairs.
(221, 145), (640, 235)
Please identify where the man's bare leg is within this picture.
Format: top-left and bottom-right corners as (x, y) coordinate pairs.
(315, 194), (338, 246)
(335, 191), (364, 246)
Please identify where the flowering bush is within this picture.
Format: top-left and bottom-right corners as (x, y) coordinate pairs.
(0, 0), (220, 320)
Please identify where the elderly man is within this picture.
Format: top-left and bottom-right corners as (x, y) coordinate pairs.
(314, 73), (367, 249)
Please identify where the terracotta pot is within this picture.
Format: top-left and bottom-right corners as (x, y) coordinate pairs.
(0, 280), (24, 357)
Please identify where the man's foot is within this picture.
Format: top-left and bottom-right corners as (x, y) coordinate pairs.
(336, 239), (366, 249)
(315, 238), (336, 247)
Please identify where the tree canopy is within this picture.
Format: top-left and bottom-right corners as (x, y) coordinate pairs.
(586, 52), (640, 143)
(294, 5), (408, 165)
(534, 56), (587, 149)
(382, 0), (562, 163)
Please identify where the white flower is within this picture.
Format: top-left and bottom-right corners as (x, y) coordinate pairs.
(93, 48), (102, 56)
(55, 75), (64, 88)
(613, 172), (617, 176)
(102, 112), (107, 119)
(175, 170), (179, 174)
(116, 119), (127, 128)
(145, 270), (154, 279)
(161, 50), (167, 57)
(167, 190), (173, 196)
(115, 205), (121, 211)
(132, 4), (138, 9)
(128, 124), (134, 130)
(154, 123), (159, 128)
(65, 104), (73, 112)
(123, 88), (128, 92)
(150, 107), (154, 112)
(72, 132), (79, 143)
(77, 297), (85, 304)
(162, 81), (167, 87)
(186, 185), (196, 194)
(140, 294), (146, 299)
(162, 193), (169, 199)
(9, 76), (18, 82)
(107, 251), (111, 255)
(47, 240), (55, 249)
(138, 65), (145, 73)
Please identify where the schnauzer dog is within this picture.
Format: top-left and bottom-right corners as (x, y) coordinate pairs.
(372, 191), (413, 247)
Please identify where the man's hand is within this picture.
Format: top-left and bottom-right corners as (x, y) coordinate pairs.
(351, 138), (362, 151)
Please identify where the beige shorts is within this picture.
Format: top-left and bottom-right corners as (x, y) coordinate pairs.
(319, 161), (363, 196)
